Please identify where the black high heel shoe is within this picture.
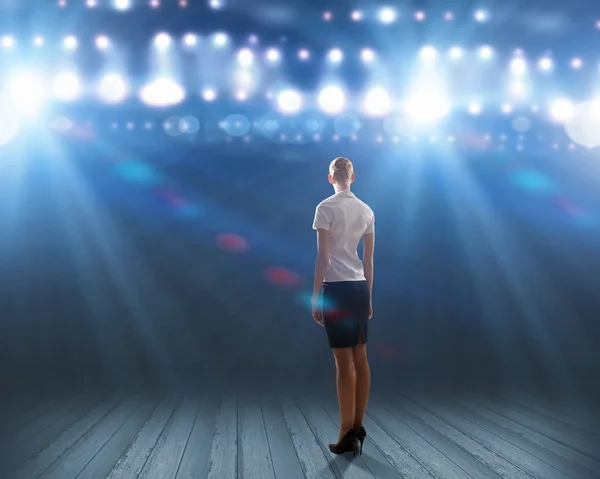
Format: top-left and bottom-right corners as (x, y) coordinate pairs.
(328, 428), (358, 455)
(354, 426), (367, 455)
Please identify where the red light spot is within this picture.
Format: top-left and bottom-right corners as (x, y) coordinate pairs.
(264, 266), (302, 288)
(217, 234), (250, 253)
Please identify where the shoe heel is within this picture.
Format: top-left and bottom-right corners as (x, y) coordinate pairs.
(359, 439), (363, 455)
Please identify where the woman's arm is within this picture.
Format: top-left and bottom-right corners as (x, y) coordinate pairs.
(362, 232), (375, 304)
(312, 229), (331, 296)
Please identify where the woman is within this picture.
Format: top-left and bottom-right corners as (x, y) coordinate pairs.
(311, 157), (375, 456)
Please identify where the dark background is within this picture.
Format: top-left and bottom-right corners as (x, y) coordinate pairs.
(0, 0), (599, 400)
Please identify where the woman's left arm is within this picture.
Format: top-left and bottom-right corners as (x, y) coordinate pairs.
(311, 229), (330, 325)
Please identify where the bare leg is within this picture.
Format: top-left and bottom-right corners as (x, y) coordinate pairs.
(352, 339), (370, 429)
(332, 347), (355, 443)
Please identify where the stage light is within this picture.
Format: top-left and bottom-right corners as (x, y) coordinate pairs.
(33, 36), (44, 47)
(266, 48), (281, 63)
(58, 0), (66, 6)
(154, 33), (171, 50)
(510, 80), (526, 97)
(474, 9), (488, 22)
(113, 0), (131, 11)
(86, 0), (97, 7)
(479, 46), (493, 60)
(7, 71), (46, 117)
(449, 46), (463, 59)
(149, 0), (160, 8)
(378, 7), (397, 24)
(327, 48), (343, 64)
(318, 85), (346, 114)
(539, 57), (553, 71)
(209, 0), (224, 9)
(53, 72), (81, 102)
(510, 57), (527, 75)
(140, 78), (185, 107)
(596, 20), (600, 29)
(237, 48), (254, 66)
(276, 89), (302, 114)
(2, 35), (15, 49)
(235, 90), (247, 101)
(63, 35), (77, 50)
(404, 85), (450, 122)
(202, 87), (217, 101)
(571, 58), (583, 69)
(445, 11), (454, 21)
(414, 10), (426, 22)
(298, 49), (310, 60)
(98, 73), (128, 103)
(95, 35), (110, 50)
(550, 99), (574, 122)
(212, 33), (228, 48)
(351, 10), (363, 21)
(468, 102), (482, 115)
(419, 46), (437, 62)
(323, 11), (332, 21)
(502, 103), (513, 114)
(363, 87), (391, 117)
(360, 48), (375, 64)
(179, 0), (187, 6)
(183, 33), (199, 47)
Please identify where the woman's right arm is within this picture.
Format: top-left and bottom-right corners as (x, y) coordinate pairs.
(362, 232), (375, 309)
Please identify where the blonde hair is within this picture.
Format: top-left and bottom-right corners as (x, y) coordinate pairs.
(329, 157), (354, 185)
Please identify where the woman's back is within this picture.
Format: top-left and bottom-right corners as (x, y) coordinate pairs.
(313, 190), (374, 282)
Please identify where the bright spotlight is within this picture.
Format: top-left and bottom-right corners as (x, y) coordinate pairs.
(360, 48), (375, 64)
(237, 48), (254, 66)
(571, 58), (583, 69)
(474, 9), (488, 22)
(351, 10), (363, 21)
(33, 36), (44, 47)
(445, 11), (454, 21)
(86, 0), (97, 7)
(209, 0), (223, 9)
(378, 7), (397, 24)
(276, 89), (302, 114)
(479, 46), (493, 59)
(414, 10), (426, 22)
(8, 72), (46, 117)
(98, 73), (128, 103)
(550, 99), (574, 123)
(154, 33), (171, 50)
(318, 85), (346, 114)
(149, 0), (160, 8)
(63, 35), (78, 50)
(510, 57), (527, 75)
(327, 48), (343, 63)
(419, 46), (437, 62)
(1, 35), (14, 49)
(539, 57), (553, 71)
(212, 32), (228, 48)
(95, 35), (110, 50)
(510, 80), (526, 97)
(202, 87), (217, 102)
(364, 87), (391, 117)
(140, 78), (185, 107)
(468, 102), (482, 115)
(266, 48), (281, 63)
(113, 0), (131, 10)
(298, 49), (310, 60)
(53, 72), (81, 102)
(183, 33), (198, 47)
(404, 85), (451, 122)
(449, 46), (463, 59)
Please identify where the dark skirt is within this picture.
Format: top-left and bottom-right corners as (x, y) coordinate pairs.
(320, 280), (370, 349)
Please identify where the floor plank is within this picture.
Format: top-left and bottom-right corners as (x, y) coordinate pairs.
(106, 397), (178, 479)
(2, 391), (597, 479)
(411, 395), (573, 479)
(8, 393), (123, 479)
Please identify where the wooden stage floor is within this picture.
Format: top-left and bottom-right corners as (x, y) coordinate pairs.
(1, 388), (599, 479)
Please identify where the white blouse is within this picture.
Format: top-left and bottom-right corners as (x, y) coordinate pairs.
(312, 190), (375, 282)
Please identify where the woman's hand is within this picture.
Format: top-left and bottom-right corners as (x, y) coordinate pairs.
(369, 303), (373, 320)
(311, 294), (324, 327)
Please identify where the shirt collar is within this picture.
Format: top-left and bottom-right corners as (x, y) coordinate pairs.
(335, 190), (355, 197)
